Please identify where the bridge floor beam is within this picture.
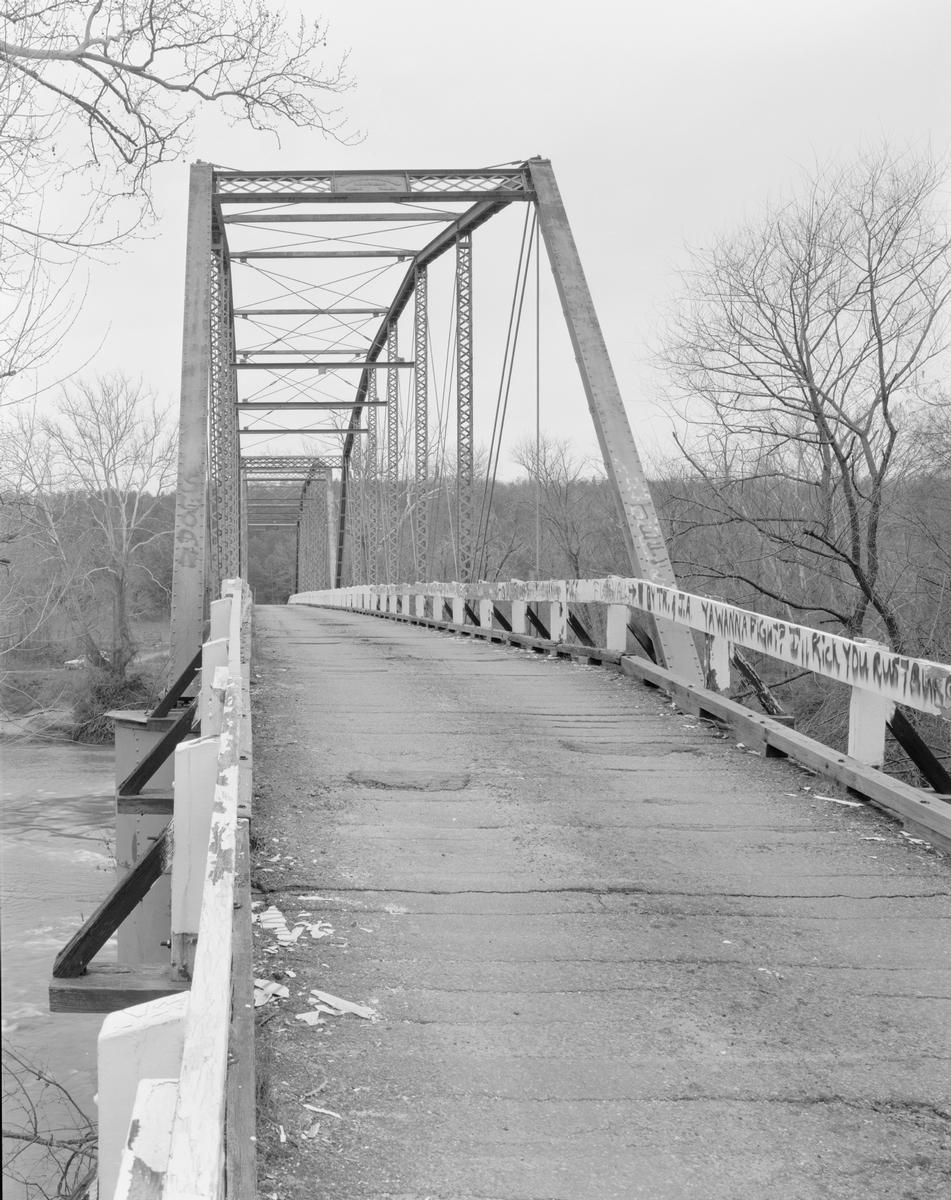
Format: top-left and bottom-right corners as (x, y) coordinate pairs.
(250, 604), (951, 1200)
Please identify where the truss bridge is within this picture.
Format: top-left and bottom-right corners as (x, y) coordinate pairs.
(52, 160), (951, 1200)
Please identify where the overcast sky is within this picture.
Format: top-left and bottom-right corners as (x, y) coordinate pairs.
(55, 0), (951, 473)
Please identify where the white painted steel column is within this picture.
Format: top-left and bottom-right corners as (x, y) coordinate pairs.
(115, 818), (171, 967)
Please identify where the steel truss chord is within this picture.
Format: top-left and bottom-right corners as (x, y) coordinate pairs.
(385, 320), (400, 584)
(413, 265), (429, 579)
(455, 234), (474, 582)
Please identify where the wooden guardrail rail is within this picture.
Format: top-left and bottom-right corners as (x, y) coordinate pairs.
(78, 578), (255, 1200)
(291, 577), (951, 851)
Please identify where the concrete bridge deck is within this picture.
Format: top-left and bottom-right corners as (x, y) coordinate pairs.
(250, 603), (951, 1199)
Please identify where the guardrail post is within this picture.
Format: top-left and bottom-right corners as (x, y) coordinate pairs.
(451, 595), (465, 624)
(209, 597), (232, 641)
(200, 638), (228, 735)
(415, 592), (426, 618)
(479, 598), (494, 629)
(848, 640), (894, 768)
(97, 991), (187, 1200)
(606, 604), (629, 653)
(708, 634), (732, 692)
(510, 600), (528, 634)
(546, 601), (567, 643)
(170, 736), (220, 978)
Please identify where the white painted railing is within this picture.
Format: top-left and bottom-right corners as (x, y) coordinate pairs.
(292, 578), (951, 846)
(97, 578), (252, 1200)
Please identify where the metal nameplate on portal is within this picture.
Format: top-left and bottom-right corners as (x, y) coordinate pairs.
(332, 172), (408, 193)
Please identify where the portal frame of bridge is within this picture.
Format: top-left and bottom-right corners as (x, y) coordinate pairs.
(168, 158), (702, 682)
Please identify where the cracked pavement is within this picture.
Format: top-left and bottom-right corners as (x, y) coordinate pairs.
(250, 604), (951, 1200)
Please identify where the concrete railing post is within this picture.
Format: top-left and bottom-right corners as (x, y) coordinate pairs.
(451, 595), (465, 625)
(479, 598), (494, 629)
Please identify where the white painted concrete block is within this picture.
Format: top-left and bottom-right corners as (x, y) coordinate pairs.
(97, 993), (187, 1200)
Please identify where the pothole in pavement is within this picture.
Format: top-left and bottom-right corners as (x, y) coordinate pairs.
(347, 768), (471, 791)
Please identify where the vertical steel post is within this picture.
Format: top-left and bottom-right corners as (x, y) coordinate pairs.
(325, 472), (336, 590)
(528, 158), (703, 683)
(207, 239), (240, 592)
(366, 372), (379, 585)
(239, 470), (248, 578)
(413, 265), (429, 580)
(386, 320), (400, 583)
(170, 163), (214, 677)
(296, 484), (310, 592)
(455, 235), (474, 582)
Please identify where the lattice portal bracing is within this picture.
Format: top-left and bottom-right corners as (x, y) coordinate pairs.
(169, 158), (702, 683)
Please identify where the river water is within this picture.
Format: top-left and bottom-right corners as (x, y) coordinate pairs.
(1, 737), (115, 1194)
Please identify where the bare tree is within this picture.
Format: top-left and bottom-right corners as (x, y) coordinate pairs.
(512, 436), (624, 579)
(1, 374), (176, 675)
(1, 1043), (96, 1200)
(0, 1), (351, 400)
(659, 149), (951, 652)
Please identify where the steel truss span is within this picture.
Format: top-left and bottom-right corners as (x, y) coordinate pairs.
(168, 157), (702, 683)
